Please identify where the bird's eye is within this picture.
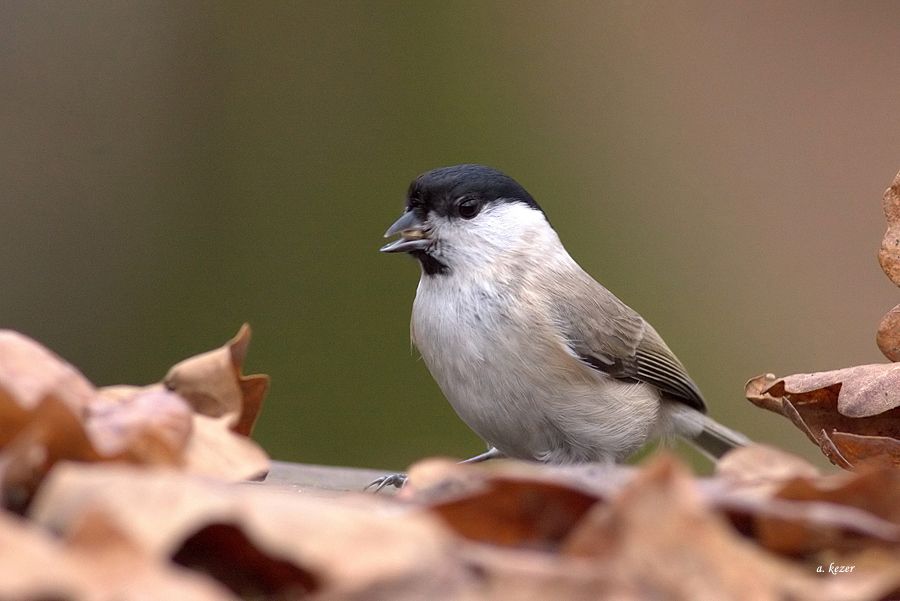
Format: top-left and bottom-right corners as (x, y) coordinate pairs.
(456, 197), (481, 219)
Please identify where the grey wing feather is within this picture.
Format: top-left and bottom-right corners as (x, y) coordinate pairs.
(632, 326), (707, 412)
(555, 272), (707, 413)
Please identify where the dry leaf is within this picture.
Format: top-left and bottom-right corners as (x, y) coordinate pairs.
(701, 446), (900, 560)
(562, 456), (820, 600)
(877, 168), (900, 287)
(876, 304), (900, 362)
(746, 369), (900, 468)
(877, 170), (900, 361)
(23, 461), (686, 601)
(0, 330), (96, 417)
(0, 328), (271, 509)
(720, 482), (900, 556)
(774, 366), (900, 418)
(715, 444), (821, 499)
(0, 503), (87, 600)
(85, 385), (193, 462)
(409, 460), (600, 549)
(0, 395), (101, 510)
(183, 414), (269, 480)
(829, 431), (900, 468)
(562, 455), (900, 601)
(749, 171), (900, 468)
(774, 467), (900, 526)
(407, 452), (900, 597)
(22, 454), (900, 601)
(0, 331), (96, 448)
(29, 463), (471, 600)
(0, 507), (238, 601)
(164, 324), (269, 436)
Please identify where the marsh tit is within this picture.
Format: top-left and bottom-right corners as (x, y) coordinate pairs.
(370, 164), (748, 490)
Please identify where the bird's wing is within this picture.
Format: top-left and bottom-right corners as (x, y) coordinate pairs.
(553, 271), (707, 413)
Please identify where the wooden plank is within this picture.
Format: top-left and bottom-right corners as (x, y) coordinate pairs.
(243, 461), (400, 497)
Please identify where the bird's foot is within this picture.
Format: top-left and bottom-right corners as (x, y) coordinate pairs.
(364, 472), (408, 492)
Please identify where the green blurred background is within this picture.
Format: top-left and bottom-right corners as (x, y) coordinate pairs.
(2, 1), (899, 471)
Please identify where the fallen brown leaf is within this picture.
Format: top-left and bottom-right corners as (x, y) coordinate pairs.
(0, 506), (238, 601)
(692, 446), (900, 563)
(0, 328), (271, 510)
(560, 455), (886, 601)
(715, 443), (821, 499)
(410, 451), (900, 598)
(407, 459), (601, 550)
(877, 168), (900, 287)
(771, 366), (900, 418)
(746, 369), (900, 468)
(876, 304), (900, 362)
(29, 463), (472, 600)
(20, 452), (900, 601)
(877, 170), (900, 362)
(719, 479), (900, 557)
(85, 385), (193, 463)
(563, 458), (825, 600)
(828, 431), (900, 468)
(0, 395), (102, 510)
(164, 324), (269, 436)
(183, 414), (270, 480)
(0, 330), (95, 439)
(775, 466), (900, 526)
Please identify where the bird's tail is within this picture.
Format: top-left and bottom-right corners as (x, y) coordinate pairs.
(667, 403), (751, 460)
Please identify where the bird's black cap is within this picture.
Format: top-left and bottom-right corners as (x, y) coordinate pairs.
(405, 164), (545, 218)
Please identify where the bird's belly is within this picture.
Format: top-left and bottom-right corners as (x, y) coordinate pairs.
(411, 283), (660, 463)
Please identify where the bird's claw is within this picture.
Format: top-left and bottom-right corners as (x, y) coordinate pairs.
(364, 472), (408, 492)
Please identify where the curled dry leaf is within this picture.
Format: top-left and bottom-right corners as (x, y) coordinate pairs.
(164, 324), (269, 436)
(0, 327), (271, 509)
(0, 395), (101, 510)
(746, 368), (900, 468)
(85, 385), (193, 463)
(561, 456), (827, 600)
(715, 443), (821, 499)
(0, 330), (95, 423)
(718, 478), (900, 557)
(0, 509), (92, 600)
(0, 331), (110, 506)
(878, 170), (900, 361)
(0, 507), (237, 601)
(828, 431), (900, 468)
(29, 463), (471, 601)
(571, 455), (900, 601)
(409, 452), (900, 599)
(405, 458), (602, 550)
(876, 304), (900, 362)
(0, 366), (196, 507)
(710, 445), (900, 563)
(21, 452), (900, 601)
(182, 415), (270, 480)
(877, 168), (900, 287)
(775, 468), (900, 527)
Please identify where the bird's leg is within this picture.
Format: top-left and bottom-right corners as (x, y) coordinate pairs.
(364, 447), (504, 492)
(459, 446), (503, 463)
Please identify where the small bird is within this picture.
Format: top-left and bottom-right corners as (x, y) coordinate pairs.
(371, 164), (748, 490)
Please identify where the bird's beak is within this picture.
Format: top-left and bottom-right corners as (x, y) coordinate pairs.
(380, 210), (430, 253)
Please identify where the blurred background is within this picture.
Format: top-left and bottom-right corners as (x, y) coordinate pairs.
(2, 1), (898, 471)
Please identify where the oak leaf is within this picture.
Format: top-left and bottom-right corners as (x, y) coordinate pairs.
(746, 368), (900, 468)
(164, 324), (269, 436)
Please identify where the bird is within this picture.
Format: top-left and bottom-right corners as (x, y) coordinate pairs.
(370, 164), (748, 490)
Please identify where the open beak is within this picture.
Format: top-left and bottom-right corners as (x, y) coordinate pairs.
(380, 210), (431, 253)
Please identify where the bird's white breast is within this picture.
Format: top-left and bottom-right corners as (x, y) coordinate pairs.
(411, 266), (663, 463)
